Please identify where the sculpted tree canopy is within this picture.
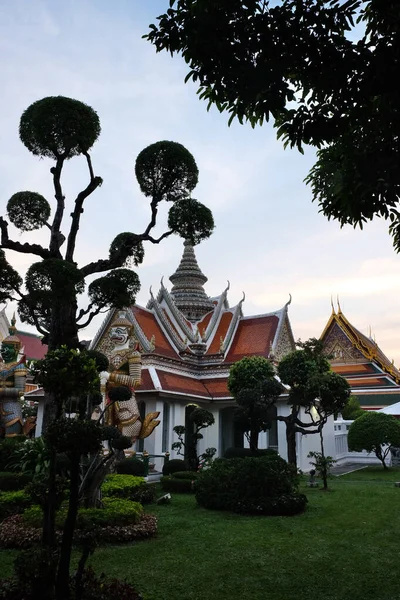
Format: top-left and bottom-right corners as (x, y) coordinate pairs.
(348, 411), (400, 469)
(0, 97), (214, 350)
(146, 1), (400, 250)
(0, 95), (214, 600)
(228, 356), (282, 452)
(277, 338), (350, 466)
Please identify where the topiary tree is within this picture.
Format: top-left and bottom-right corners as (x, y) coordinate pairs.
(277, 339), (351, 467)
(0, 96), (214, 600)
(341, 395), (365, 421)
(347, 411), (400, 469)
(227, 356), (282, 452)
(171, 408), (216, 470)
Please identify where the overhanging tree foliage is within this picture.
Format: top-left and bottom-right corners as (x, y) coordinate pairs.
(347, 411), (400, 469)
(227, 356), (282, 452)
(0, 95), (214, 600)
(146, 1), (400, 249)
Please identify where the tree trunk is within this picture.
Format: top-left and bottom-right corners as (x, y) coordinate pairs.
(249, 428), (259, 453)
(286, 422), (297, 467)
(320, 429), (328, 490)
(55, 456), (80, 600)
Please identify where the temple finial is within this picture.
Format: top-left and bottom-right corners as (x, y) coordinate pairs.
(286, 293), (292, 307)
(149, 285), (154, 298)
(337, 295), (342, 314)
(160, 276), (165, 288)
(169, 241), (214, 322)
(241, 291), (246, 303)
(331, 296), (336, 315)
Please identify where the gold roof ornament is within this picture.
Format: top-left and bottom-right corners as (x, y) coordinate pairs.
(112, 311), (132, 330)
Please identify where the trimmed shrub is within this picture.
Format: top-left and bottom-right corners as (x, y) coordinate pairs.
(172, 471), (199, 480)
(195, 455), (307, 516)
(0, 471), (33, 491)
(223, 447), (278, 459)
(0, 490), (32, 520)
(160, 476), (196, 493)
(23, 497), (143, 529)
(116, 457), (147, 476)
(102, 474), (156, 504)
(162, 458), (188, 475)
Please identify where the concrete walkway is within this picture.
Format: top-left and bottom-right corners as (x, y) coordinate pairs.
(330, 462), (375, 476)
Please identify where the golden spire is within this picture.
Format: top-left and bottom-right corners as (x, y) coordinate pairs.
(330, 296), (336, 315)
(337, 295), (342, 314)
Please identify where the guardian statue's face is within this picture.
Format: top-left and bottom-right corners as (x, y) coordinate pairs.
(1, 342), (17, 364)
(109, 326), (129, 347)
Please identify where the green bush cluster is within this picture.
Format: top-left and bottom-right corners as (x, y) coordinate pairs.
(195, 455), (307, 516)
(116, 457), (147, 476)
(223, 447), (278, 459)
(160, 471), (198, 493)
(102, 474), (156, 504)
(23, 497), (143, 530)
(0, 490), (32, 520)
(0, 471), (33, 491)
(162, 458), (188, 475)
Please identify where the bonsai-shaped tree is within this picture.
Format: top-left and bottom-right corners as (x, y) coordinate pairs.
(341, 395), (364, 421)
(172, 407), (215, 470)
(227, 356), (282, 452)
(0, 96), (214, 600)
(348, 411), (400, 469)
(277, 339), (351, 467)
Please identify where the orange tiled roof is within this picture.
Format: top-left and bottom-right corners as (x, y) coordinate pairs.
(225, 315), (279, 363)
(197, 310), (214, 336)
(207, 311), (233, 355)
(349, 377), (396, 388)
(156, 371), (211, 398)
(17, 331), (47, 360)
(132, 306), (178, 359)
(200, 377), (230, 398)
(136, 368), (155, 391)
(332, 364), (377, 375)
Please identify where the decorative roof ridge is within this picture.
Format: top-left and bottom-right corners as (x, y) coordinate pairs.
(146, 290), (187, 354)
(323, 307), (400, 384)
(203, 282), (230, 342)
(89, 308), (116, 349)
(158, 279), (197, 342)
(222, 294), (245, 355)
(272, 295), (295, 354)
(125, 307), (156, 354)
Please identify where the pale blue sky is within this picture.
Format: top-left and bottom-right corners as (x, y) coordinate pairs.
(1, 1), (400, 364)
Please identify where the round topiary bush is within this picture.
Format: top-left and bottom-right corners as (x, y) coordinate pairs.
(195, 455), (307, 516)
(162, 458), (188, 475)
(160, 476), (196, 494)
(223, 447), (278, 459)
(116, 457), (147, 476)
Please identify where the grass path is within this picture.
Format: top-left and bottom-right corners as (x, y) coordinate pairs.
(1, 467), (400, 599)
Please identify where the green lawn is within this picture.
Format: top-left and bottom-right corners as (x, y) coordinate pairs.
(2, 467), (400, 600)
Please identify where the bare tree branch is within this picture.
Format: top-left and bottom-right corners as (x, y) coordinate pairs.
(49, 157), (67, 256)
(0, 217), (51, 259)
(77, 307), (108, 330)
(80, 230), (173, 277)
(65, 153), (102, 262)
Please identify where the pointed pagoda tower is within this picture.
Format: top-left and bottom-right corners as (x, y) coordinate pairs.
(169, 240), (215, 323)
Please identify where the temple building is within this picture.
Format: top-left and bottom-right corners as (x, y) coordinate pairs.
(90, 241), (334, 469)
(320, 304), (400, 410)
